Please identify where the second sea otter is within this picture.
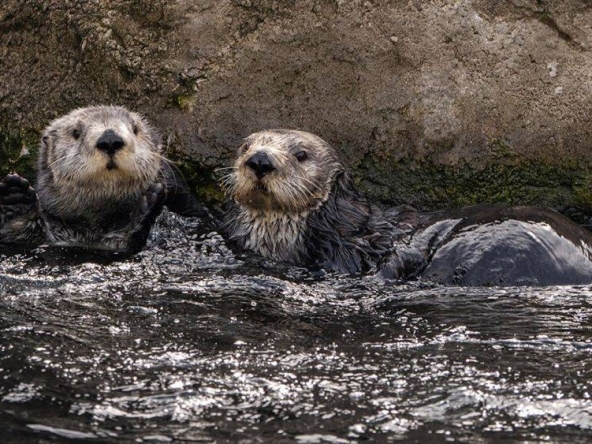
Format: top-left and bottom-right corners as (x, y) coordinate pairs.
(222, 129), (592, 286)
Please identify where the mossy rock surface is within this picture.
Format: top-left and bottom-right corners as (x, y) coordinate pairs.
(2, 1), (592, 222)
(0, 129), (38, 181)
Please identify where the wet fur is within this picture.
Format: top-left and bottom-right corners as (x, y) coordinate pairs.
(224, 130), (592, 285)
(304, 172), (395, 273)
(1, 106), (203, 252)
(223, 130), (395, 274)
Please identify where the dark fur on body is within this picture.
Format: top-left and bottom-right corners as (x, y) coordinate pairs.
(0, 106), (203, 253)
(223, 130), (398, 274)
(223, 129), (592, 286)
(304, 173), (396, 273)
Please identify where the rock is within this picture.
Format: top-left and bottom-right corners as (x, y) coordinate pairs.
(1, 0), (592, 220)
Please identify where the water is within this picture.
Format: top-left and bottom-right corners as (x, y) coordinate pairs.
(1, 211), (592, 443)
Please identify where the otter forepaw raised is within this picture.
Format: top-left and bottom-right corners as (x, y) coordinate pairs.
(139, 183), (165, 214)
(0, 173), (37, 206)
(0, 173), (42, 245)
(124, 183), (167, 254)
(0, 173), (38, 227)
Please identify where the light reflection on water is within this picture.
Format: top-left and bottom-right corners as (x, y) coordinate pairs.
(1, 211), (592, 442)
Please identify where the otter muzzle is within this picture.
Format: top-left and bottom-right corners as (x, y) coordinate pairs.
(96, 130), (125, 156)
(246, 152), (276, 179)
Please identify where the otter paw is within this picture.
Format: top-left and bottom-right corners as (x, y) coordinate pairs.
(0, 173), (36, 206)
(125, 183), (166, 253)
(139, 183), (165, 214)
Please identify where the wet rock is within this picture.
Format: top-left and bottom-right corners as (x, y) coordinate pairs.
(1, 0), (592, 216)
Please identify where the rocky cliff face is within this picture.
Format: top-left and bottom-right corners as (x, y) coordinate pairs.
(2, 0), (592, 220)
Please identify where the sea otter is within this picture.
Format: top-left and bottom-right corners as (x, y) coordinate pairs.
(0, 106), (204, 253)
(222, 129), (592, 286)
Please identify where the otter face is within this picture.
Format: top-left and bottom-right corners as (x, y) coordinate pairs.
(40, 106), (162, 190)
(224, 130), (343, 212)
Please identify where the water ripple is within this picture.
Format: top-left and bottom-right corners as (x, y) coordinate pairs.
(1, 211), (592, 441)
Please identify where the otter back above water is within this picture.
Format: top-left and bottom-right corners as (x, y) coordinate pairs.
(222, 129), (592, 286)
(402, 205), (592, 287)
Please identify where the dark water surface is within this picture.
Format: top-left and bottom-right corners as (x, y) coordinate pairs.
(1, 211), (592, 443)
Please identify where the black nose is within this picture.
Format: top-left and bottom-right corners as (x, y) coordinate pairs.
(96, 130), (125, 156)
(246, 152), (275, 179)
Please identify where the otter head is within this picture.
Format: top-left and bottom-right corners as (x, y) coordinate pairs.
(223, 130), (392, 274)
(39, 106), (162, 194)
(224, 130), (344, 213)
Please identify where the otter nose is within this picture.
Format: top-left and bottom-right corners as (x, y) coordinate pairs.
(96, 130), (125, 156)
(246, 152), (275, 179)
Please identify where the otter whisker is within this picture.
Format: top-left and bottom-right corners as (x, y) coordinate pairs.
(278, 183), (309, 211)
(215, 166), (238, 172)
(149, 151), (181, 192)
(218, 172), (237, 183)
(283, 182), (313, 209)
(294, 175), (320, 193)
(219, 174), (238, 194)
(44, 153), (70, 172)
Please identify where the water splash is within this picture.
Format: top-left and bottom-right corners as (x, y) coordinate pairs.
(1, 210), (592, 442)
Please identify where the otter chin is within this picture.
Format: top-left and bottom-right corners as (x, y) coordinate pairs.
(0, 106), (205, 252)
(223, 130), (592, 286)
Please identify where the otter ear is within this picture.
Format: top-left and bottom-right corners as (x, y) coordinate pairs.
(41, 133), (51, 150)
(38, 132), (54, 172)
(154, 130), (165, 154)
(139, 116), (163, 153)
(147, 131), (163, 153)
(38, 132), (53, 170)
(40, 131), (54, 158)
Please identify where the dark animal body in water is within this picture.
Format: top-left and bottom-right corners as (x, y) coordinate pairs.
(0, 106), (204, 253)
(386, 205), (592, 286)
(222, 129), (592, 286)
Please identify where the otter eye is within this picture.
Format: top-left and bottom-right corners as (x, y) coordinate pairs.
(133, 124), (139, 135)
(242, 144), (250, 153)
(295, 151), (308, 162)
(72, 129), (80, 140)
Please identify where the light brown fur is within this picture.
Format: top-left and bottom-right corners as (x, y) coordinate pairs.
(222, 130), (345, 261)
(38, 106), (163, 221)
(223, 130), (341, 213)
(0, 106), (180, 252)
